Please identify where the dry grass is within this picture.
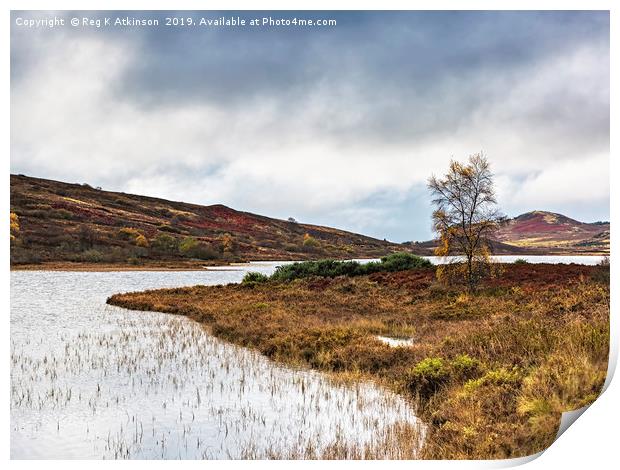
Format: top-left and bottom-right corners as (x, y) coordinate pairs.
(107, 263), (609, 459)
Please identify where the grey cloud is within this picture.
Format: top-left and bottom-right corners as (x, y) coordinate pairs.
(10, 10), (609, 241)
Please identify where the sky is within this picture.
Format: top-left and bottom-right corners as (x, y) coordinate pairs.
(10, 11), (610, 242)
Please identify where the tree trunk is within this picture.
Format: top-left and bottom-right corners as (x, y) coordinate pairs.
(467, 254), (474, 294)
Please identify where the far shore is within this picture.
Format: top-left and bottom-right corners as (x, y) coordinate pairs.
(9, 260), (227, 272)
(9, 251), (608, 272)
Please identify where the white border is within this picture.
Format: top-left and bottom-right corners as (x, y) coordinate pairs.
(3, 1), (616, 469)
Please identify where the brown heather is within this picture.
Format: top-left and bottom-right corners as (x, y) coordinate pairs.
(107, 263), (609, 459)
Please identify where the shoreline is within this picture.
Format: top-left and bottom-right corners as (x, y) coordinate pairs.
(9, 260), (226, 272)
(10, 252), (608, 272)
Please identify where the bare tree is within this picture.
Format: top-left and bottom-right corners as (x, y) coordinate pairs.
(428, 153), (502, 292)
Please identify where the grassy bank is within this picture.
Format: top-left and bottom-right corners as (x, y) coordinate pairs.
(107, 261), (609, 459)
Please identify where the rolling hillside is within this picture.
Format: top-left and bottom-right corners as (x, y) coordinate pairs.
(10, 174), (409, 266)
(10, 175), (608, 267)
(406, 211), (609, 255)
(493, 210), (609, 254)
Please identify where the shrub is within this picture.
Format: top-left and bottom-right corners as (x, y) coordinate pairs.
(451, 354), (481, 379)
(408, 358), (450, 399)
(408, 355), (485, 400)
(10, 212), (19, 242)
(179, 236), (218, 260)
(221, 234), (236, 254)
(302, 233), (321, 252)
(513, 258), (529, 265)
(77, 225), (96, 249)
(269, 253), (432, 282)
(271, 259), (365, 281)
(118, 227), (142, 240)
(80, 249), (104, 263)
(152, 233), (178, 253)
(135, 234), (149, 248)
(592, 256), (610, 284)
(179, 236), (199, 255)
(242, 272), (269, 286)
(462, 368), (521, 394)
(371, 252), (432, 272)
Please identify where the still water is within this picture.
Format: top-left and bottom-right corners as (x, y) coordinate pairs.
(10, 255), (600, 459)
(10, 263), (423, 459)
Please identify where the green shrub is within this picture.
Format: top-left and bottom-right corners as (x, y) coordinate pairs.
(462, 368), (522, 394)
(152, 233), (178, 253)
(408, 358), (450, 399)
(242, 272), (269, 285)
(80, 249), (104, 263)
(513, 258), (529, 265)
(271, 259), (364, 281)
(450, 354), (482, 379)
(302, 233), (320, 248)
(178, 236), (218, 260)
(269, 253), (432, 282)
(373, 252), (433, 271)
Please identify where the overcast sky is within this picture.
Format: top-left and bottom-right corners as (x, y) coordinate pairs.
(10, 11), (609, 241)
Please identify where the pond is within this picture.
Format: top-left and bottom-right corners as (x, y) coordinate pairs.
(10, 255), (601, 459)
(10, 264), (424, 459)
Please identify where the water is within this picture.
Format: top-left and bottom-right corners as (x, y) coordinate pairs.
(10, 263), (424, 459)
(10, 255), (600, 459)
(427, 255), (605, 265)
(375, 336), (415, 348)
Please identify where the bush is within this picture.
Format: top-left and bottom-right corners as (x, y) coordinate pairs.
(271, 259), (365, 281)
(408, 355), (485, 400)
(135, 234), (149, 248)
(408, 358), (450, 399)
(179, 236), (218, 260)
(592, 256), (610, 284)
(152, 233), (179, 253)
(242, 272), (269, 285)
(513, 258), (529, 265)
(269, 253), (432, 282)
(80, 249), (104, 263)
(10, 212), (19, 242)
(372, 252), (433, 272)
(118, 227), (142, 240)
(303, 233), (320, 248)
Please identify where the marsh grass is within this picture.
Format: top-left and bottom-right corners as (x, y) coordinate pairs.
(11, 307), (424, 459)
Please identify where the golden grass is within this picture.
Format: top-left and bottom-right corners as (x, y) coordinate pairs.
(107, 263), (609, 459)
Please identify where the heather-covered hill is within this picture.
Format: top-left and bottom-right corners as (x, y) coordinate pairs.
(10, 174), (411, 266)
(494, 210), (609, 254)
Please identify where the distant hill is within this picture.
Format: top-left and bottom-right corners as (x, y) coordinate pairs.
(493, 210), (609, 254)
(10, 174), (412, 266)
(405, 211), (609, 255)
(10, 175), (608, 267)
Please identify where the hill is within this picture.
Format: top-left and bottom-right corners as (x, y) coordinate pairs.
(10, 174), (410, 267)
(494, 210), (609, 254)
(405, 211), (609, 255)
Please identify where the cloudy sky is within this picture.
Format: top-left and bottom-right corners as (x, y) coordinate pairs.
(11, 11), (609, 241)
